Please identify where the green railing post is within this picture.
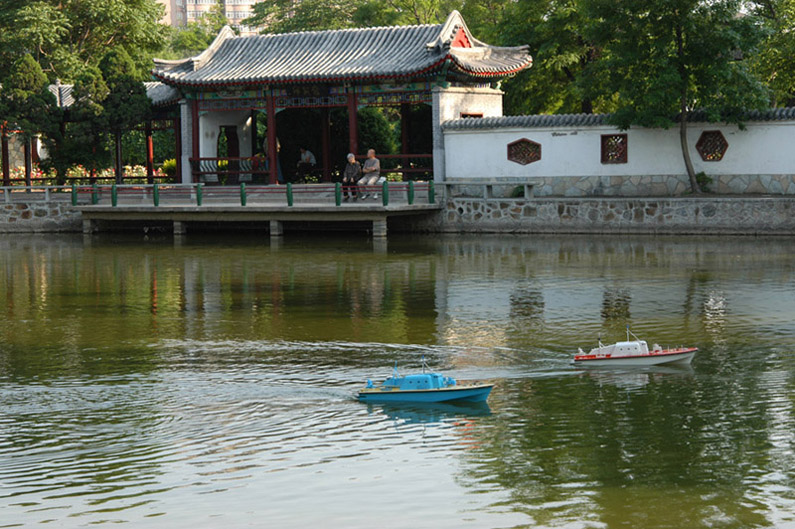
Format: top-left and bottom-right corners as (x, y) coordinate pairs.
(91, 183), (99, 205)
(196, 183), (203, 206)
(111, 183), (117, 207)
(428, 181), (435, 204)
(286, 182), (293, 207)
(153, 183), (159, 207)
(382, 180), (389, 206)
(408, 181), (414, 205)
(71, 184), (77, 206)
(335, 182), (341, 206)
(240, 182), (247, 206)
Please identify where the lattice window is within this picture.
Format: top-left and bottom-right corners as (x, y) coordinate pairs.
(507, 139), (541, 165)
(696, 130), (728, 161)
(601, 134), (628, 164)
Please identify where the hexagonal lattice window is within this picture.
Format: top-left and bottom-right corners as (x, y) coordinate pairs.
(696, 130), (728, 161)
(507, 138), (541, 165)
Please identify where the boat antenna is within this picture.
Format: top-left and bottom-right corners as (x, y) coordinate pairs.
(421, 355), (426, 373)
(626, 324), (630, 342)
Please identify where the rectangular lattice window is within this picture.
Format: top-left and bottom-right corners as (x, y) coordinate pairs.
(601, 134), (628, 164)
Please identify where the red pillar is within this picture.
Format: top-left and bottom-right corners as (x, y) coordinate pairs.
(145, 121), (155, 184)
(1, 125), (9, 186)
(191, 99), (200, 183)
(266, 92), (278, 184)
(347, 91), (358, 156)
(321, 108), (331, 182)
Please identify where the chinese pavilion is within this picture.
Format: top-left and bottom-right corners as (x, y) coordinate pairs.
(152, 11), (532, 184)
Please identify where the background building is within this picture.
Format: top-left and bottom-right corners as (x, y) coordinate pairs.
(157, 0), (257, 34)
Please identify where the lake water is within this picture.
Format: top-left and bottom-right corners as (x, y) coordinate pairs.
(0, 233), (793, 528)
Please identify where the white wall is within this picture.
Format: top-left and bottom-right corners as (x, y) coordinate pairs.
(443, 121), (795, 179)
(432, 86), (504, 182)
(198, 110), (253, 160)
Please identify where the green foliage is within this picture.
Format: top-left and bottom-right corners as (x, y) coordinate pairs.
(750, 0), (795, 106)
(358, 107), (397, 159)
(161, 158), (177, 177)
(0, 54), (60, 143)
(583, 0), (769, 129)
(0, 0), (167, 82)
(695, 171), (713, 192)
(245, 0), (359, 33)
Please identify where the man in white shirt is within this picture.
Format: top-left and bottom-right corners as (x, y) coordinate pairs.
(296, 146), (317, 181)
(358, 149), (382, 199)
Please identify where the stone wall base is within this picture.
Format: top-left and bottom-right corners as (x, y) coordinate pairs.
(397, 196), (795, 234)
(452, 174), (795, 198)
(0, 202), (82, 233)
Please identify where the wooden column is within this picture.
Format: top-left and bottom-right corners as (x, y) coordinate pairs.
(145, 121), (155, 184)
(347, 90), (358, 156)
(1, 125), (9, 186)
(321, 108), (331, 182)
(266, 92), (278, 184)
(400, 103), (411, 174)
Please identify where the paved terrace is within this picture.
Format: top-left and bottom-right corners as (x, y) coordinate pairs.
(2, 183), (440, 237)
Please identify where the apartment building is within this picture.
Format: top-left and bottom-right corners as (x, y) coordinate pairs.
(157, 0), (258, 34)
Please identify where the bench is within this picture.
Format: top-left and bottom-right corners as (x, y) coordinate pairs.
(441, 178), (535, 199)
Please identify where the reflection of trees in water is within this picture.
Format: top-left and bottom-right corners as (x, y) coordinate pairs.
(509, 288), (544, 321)
(601, 287), (631, 328)
(459, 371), (775, 528)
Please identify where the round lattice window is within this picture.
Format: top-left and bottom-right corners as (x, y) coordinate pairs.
(696, 131), (728, 161)
(507, 139), (541, 165)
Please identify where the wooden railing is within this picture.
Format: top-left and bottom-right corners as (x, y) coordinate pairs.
(2, 182), (437, 207)
(190, 154), (434, 185)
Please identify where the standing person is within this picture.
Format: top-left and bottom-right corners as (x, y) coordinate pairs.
(341, 153), (361, 201)
(358, 149), (381, 199)
(296, 146), (317, 182)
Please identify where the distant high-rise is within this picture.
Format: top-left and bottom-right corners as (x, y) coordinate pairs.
(156, 0), (258, 35)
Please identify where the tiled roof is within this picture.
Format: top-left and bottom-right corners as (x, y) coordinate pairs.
(47, 82), (180, 108)
(152, 11), (532, 87)
(444, 108), (795, 130)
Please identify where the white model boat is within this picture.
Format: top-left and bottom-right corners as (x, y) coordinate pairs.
(574, 327), (697, 367)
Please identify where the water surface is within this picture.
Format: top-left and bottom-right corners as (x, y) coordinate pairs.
(1, 234), (793, 528)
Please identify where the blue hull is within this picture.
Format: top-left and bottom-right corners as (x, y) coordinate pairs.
(357, 385), (492, 404)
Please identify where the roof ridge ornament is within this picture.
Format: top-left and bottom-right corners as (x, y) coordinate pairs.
(425, 10), (479, 51)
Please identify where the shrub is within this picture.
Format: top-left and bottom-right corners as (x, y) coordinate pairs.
(161, 158), (177, 177)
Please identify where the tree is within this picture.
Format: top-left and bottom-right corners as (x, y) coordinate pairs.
(583, 0), (770, 193)
(47, 66), (111, 182)
(0, 0), (167, 82)
(100, 49), (152, 183)
(750, 0), (795, 106)
(0, 54), (60, 181)
(484, 0), (604, 115)
(245, 0), (359, 33)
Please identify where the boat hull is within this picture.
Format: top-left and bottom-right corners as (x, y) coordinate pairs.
(357, 384), (493, 404)
(573, 348), (697, 367)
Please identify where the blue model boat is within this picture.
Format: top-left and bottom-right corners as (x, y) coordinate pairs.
(357, 362), (493, 404)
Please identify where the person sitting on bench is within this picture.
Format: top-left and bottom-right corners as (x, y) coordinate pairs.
(296, 146), (317, 182)
(358, 149), (383, 199)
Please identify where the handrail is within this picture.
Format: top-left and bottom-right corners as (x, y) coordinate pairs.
(1, 182), (437, 207)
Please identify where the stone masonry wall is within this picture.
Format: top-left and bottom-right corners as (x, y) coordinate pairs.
(456, 174), (795, 198)
(0, 201), (81, 233)
(400, 196), (795, 234)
